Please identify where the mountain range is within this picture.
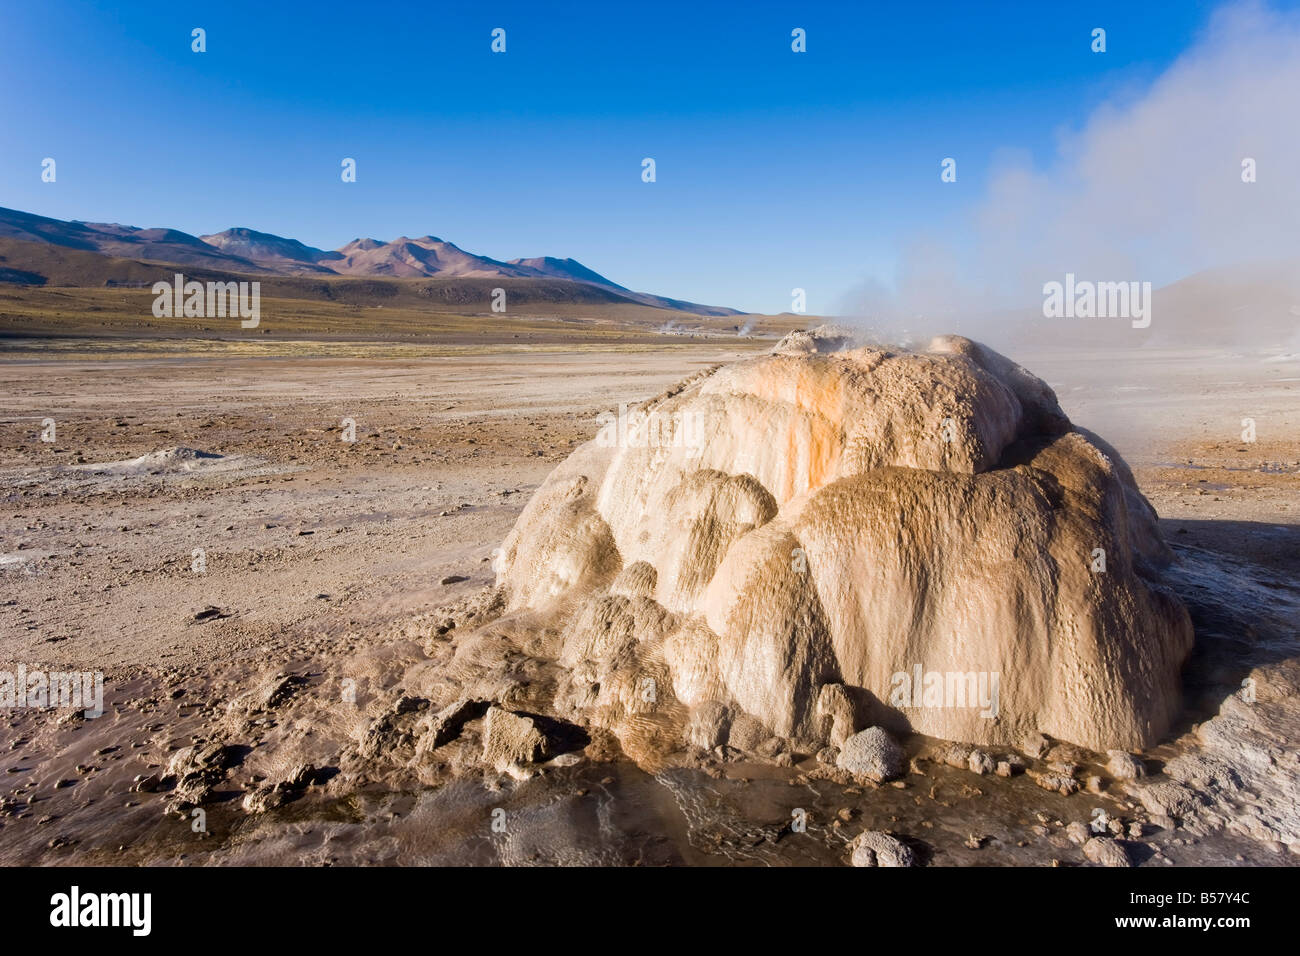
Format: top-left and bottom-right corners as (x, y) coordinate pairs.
(0, 206), (740, 316)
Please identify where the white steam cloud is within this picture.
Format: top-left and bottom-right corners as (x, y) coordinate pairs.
(839, 0), (1300, 346)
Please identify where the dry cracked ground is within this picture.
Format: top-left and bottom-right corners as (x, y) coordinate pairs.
(1, 343), (1298, 866)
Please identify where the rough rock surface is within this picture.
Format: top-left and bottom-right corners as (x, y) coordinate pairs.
(968, 749), (996, 775)
(1136, 781), (1204, 819)
(242, 763), (316, 814)
(482, 706), (551, 772)
(1083, 836), (1133, 867)
(836, 727), (905, 782)
(1107, 750), (1147, 781)
(495, 336), (1193, 753)
(849, 830), (917, 867)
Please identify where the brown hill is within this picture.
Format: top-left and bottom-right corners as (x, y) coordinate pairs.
(0, 206), (742, 316)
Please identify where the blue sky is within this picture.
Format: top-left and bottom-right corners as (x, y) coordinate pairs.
(0, 0), (1247, 312)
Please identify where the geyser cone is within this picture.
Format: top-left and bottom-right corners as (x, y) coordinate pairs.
(496, 334), (1193, 753)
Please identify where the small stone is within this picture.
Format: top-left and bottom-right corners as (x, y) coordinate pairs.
(968, 750), (995, 775)
(836, 727), (904, 783)
(1021, 732), (1050, 759)
(1083, 836), (1132, 867)
(1106, 750), (1147, 780)
(849, 831), (916, 867)
(1031, 771), (1079, 796)
(242, 785), (288, 814)
(943, 743), (974, 769)
(726, 714), (769, 752)
(482, 706), (551, 772)
(418, 697), (489, 753)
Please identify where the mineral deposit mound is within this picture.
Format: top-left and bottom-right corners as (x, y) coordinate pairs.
(495, 334), (1194, 756)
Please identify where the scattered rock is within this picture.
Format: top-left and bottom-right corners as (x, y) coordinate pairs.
(166, 741), (234, 780)
(1046, 743), (1087, 766)
(836, 727), (904, 783)
(849, 830), (917, 867)
(943, 743), (974, 769)
(161, 743), (236, 811)
(1021, 732), (1050, 759)
(242, 763), (316, 814)
(726, 714), (769, 753)
(482, 706), (552, 772)
(1031, 771), (1080, 796)
(390, 695), (427, 716)
(1107, 750), (1147, 780)
(418, 697), (490, 753)
(1083, 836), (1132, 867)
(359, 695), (430, 759)
(131, 774), (163, 793)
(547, 752), (584, 768)
(968, 750), (995, 775)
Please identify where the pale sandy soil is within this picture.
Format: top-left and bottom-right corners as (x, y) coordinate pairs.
(0, 342), (1297, 866)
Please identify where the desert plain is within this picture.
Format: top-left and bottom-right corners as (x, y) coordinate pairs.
(1, 289), (1298, 866)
